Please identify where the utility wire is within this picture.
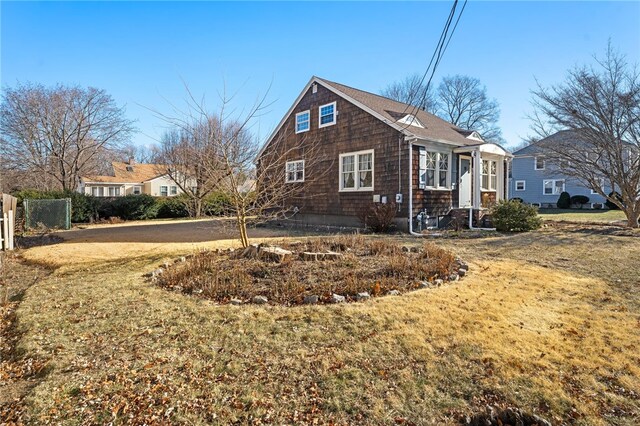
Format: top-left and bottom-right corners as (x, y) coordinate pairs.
(397, 0), (468, 132)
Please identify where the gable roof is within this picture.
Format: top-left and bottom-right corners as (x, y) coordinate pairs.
(83, 162), (169, 184)
(512, 130), (581, 156)
(316, 77), (480, 146)
(259, 76), (488, 158)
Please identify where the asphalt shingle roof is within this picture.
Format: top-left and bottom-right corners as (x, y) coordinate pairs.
(317, 77), (482, 146)
(83, 162), (169, 183)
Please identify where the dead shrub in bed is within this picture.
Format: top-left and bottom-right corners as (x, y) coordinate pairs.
(357, 202), (398, 232)
(155, 237), (462, 305)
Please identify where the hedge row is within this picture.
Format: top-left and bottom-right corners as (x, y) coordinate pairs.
(13, 190), (232, 223)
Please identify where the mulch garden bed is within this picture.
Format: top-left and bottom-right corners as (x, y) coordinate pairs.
(151, 235), (468, 306)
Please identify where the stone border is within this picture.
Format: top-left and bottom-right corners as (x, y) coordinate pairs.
(146, 244), (470, 306)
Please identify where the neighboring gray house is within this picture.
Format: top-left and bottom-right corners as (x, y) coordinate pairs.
(510, 130), (610, 208)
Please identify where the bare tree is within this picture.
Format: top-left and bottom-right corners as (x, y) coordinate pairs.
(380, 73), (437, 112)
(436, 75), (503, 142)
(119, 142), (161, 164)
(0, 83), (135, 191)
(157, 122), (227, 218)
(531, 43), (640, 227)
(153, 85), (325, 246)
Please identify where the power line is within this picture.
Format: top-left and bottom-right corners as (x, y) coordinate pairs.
(397, 0), (468, 132)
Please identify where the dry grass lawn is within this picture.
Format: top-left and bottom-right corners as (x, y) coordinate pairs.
(2, 223), (639, 425)
(538, 208), (627, 223)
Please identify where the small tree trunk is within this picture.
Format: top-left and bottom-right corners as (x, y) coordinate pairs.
(624, 205), (640, 228)
(194, 197), (203, 218)
(236, 211), (249, 248)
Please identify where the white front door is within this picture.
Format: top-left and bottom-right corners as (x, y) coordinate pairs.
(459, 156), (472, 207)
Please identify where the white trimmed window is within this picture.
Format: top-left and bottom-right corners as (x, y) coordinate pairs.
(543, 179), (565, 195)
(160, 186), (168, 196)
(295, 110), (310, 133)
(285, 160), (305, 183)
(419, 149), (449, 189)
(319, 102), (336, 128)
(108, 186), (120, 197)
(481, 160), (497, 191)
(535, 156), (545, 170)
(91, 187), (104, 197)
(340, 150), (373, 191)
(515, 180), (526, 191)
(133, 186), (142, 195)
(170, 186), (178, 195)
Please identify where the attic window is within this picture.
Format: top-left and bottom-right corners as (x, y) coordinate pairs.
(126, 166), (134, 172)
(319, 102), (336, 128)
(397, 114), (424, 128)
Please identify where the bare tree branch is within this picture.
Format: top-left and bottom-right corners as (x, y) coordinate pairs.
(531, 42), (640, 227)
(0, 83), (136, 191)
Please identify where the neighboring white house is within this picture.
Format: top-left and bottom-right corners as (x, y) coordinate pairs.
(79, 159), (195, 197)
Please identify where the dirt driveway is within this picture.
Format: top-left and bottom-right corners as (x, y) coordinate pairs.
(55, 219), (297, 243)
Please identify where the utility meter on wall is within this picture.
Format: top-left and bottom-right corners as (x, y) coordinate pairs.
(395, 193), (403, 203)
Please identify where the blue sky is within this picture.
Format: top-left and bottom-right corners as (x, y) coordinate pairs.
(2, 1), (639, 149)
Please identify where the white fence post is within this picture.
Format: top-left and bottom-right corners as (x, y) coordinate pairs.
(8, 210), (14, 250)
(2, 212), (8, 251)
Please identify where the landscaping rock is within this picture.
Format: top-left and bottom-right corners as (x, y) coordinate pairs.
(331, 293), (346, 303)
(252, 295), (268, 304)
(151, 268), (164, 278)
(458, 268), (466, 277)
(448, 274), (459, 282)
(459, 263), (469, 271)
(401, 246), (410, 252)
(230, 298), (242, 306)
(356, 292), (370, 301)
(387, 290), (401, 296)
(300, 252), (318, 261)
(419, 281), (431, 289)
(303, 295), (319, 304)
(258, 246), (292, 263)
(238, 244), (260, 259)
(434, 279), (444, 287)
(323, 251), (343, 260)
(410, 247), (421, 253)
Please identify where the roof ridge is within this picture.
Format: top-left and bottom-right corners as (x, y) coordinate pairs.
(316, 76), (468, 133)
(317, 77), (427, 114)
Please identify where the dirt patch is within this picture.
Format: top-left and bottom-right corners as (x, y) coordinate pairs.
(154, 235), (465, 305)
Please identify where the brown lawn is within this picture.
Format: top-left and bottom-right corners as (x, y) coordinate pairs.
(1, 222), (639, 425)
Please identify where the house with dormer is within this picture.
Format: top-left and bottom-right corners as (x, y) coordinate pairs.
(257, 76), (512, 231)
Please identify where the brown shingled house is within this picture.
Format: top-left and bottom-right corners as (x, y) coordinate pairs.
(80, 159), (191, 197)
(257, 76), (512, 231)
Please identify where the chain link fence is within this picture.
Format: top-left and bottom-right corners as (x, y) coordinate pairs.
(23, 198), (71, 230)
